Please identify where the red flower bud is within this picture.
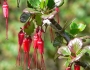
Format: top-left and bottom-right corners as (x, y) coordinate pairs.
(23, 36), (32, 52)
(2, 1), (9, 39)
(2, 1), (8, 18)
(18, 29), (24, 47)
(74, 64), (80, 70)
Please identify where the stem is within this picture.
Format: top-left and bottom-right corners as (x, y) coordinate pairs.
(75, 61), (90, 69)
(24, 53), (26, 70)
(80, 36), (90, 40)
(50, 19), (70, 43)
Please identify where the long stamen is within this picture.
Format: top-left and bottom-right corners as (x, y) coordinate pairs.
(6, 18), (8, 39)
(41, 54), (45, 70)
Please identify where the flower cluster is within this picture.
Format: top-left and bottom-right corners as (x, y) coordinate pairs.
(17, 24), (45, 70)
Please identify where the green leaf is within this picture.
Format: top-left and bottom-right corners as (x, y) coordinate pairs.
(84, 46), (90, 54)
(70, 22), (78, 29)
(27, 0), (40, 9)
(79, 52), (90, 65)
(64, 60), (71, 67)
(70, 29), (80, 35)
(47, 0), (55, 9)
(45, 0), (48, 7)
(54, 53), (60, 60)
(53, 36), (63, 47)
(54, 0), (64, 7)
(35, 14), (42, 26)
(23, 8), (40, 14)
(78, 23), (86, 31)
(68, 38), (83, 54)
(24, 21), (35, 35)
(70, 22), (86, 35)
(40, 0), (45, 9)
(57, 46), (71, 56)
(27, 1), (33, 8)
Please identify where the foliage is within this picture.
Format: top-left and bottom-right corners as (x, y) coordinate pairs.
(0, 0), (90, 70)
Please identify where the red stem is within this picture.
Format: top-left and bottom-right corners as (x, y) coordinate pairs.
(16, 46), (21, 66)
(6, 18), (8, 39)
(41, 54), (46, 70)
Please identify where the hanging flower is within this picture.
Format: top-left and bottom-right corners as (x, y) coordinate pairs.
(16, 28), (25, 66)
(23, 36), (32, 69)
(2, 0), (9, 39)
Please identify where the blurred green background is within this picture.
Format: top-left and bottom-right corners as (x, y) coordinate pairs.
(0, 0), (90, 70)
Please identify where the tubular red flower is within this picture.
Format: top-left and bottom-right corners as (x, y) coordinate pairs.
(23, 36), (32, 69)
(33, 33), (39, 49)
(23, 36), (32, 52)
(2, 0), (9, 39)
(16, 29), (24, 66)
(37, 37), (44, 54)
(18, 29), (25, 47)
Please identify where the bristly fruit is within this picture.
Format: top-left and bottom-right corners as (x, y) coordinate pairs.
(2, 0), (9, 39)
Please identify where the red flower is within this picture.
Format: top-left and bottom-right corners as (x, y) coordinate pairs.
(74, 64), (80, 70)
(2, 0), (9, 39)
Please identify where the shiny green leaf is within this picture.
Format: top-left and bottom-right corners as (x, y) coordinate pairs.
(40, 0), (44, 9)
(79, 52), (90, 65)
(27, 0), (40, 9)
(57, 46), (71, 56)
(47, 0), (55, 9)
(78, 23), (86, 31)
(23, 8), (40, 14)
(53, 36), (63, 47)
(68, 38), (83, 54)
(35, 14), (42, 26)
(24, 21), (35, 35)
(70, 22), (86, 35)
